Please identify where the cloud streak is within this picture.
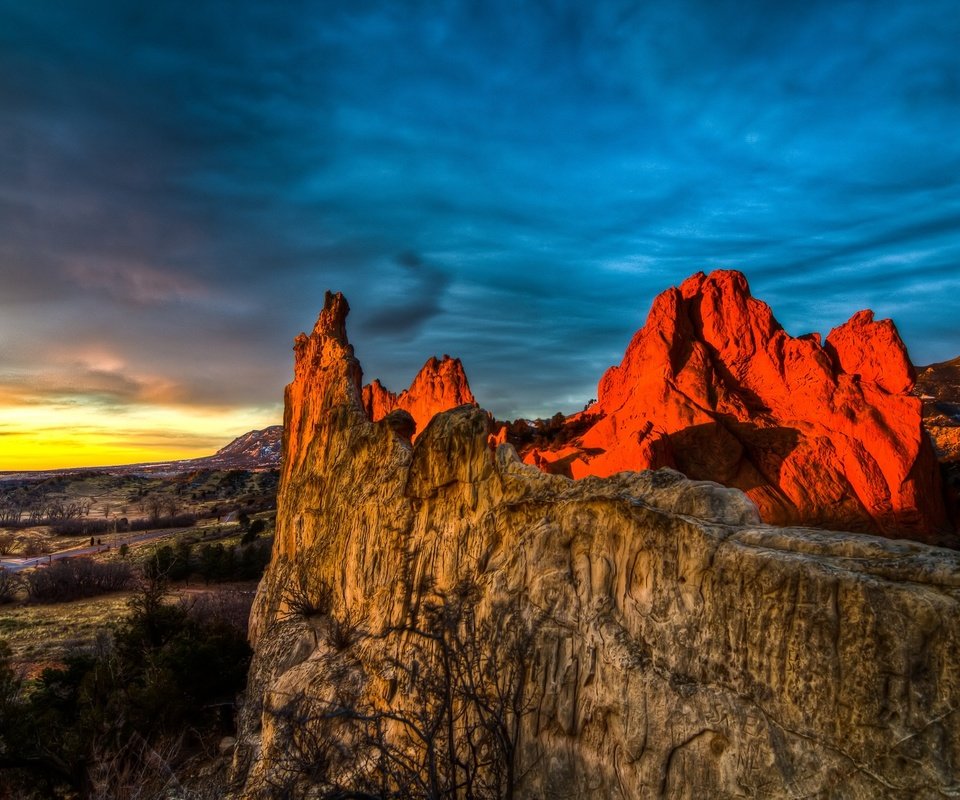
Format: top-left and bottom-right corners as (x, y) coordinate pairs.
(0, 0), (959, 466)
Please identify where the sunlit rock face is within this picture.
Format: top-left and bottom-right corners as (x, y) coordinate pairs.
(512, 270), (948, 543)
(231, 291), (960, 799)
(362, 355), (475, 439)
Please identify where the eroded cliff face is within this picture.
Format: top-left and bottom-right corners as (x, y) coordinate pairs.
(232, 291), (960, 799)
(512, 270), (947, 541)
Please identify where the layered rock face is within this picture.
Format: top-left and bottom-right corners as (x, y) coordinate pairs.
(231, 291), (960, 799)
(362, 355), (475, 438)
(515, 271), (947, 541)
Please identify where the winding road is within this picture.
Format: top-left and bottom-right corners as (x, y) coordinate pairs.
(0, 527), (196, 573)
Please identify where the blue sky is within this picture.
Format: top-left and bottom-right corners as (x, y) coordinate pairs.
(1, 0), (959, 463)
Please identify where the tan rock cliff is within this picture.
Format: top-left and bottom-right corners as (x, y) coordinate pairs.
(231, 292), (960, 799)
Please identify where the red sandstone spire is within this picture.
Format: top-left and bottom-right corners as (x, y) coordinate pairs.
(362, 355), (476, 438)
(524, 270), (946, 540)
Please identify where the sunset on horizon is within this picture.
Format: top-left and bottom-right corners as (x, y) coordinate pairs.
(3, 3), (960, 797)
(2, 0), (959, 471)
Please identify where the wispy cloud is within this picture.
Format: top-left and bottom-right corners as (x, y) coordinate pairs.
(62, 261), (211, 307)
(0, 0), (958, 457)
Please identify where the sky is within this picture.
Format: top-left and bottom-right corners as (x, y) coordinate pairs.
(1, 0), (959, 470)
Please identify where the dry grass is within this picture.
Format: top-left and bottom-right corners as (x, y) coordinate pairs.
(0, 470), (275, 676)
(0, 591), (134, 676)
(0, 578), (262, 678)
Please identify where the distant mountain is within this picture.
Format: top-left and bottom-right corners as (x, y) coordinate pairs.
(0, 426), (283, 480)
(202, 426), (283, 469)
(917, 356), (960, 461)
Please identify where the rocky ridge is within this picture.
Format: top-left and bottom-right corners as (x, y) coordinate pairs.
(917, 356), (960, 525)
(362, 355), (476, 439)
(507, 271), (947, 542)
(231, 290), (960, 799)
(203, 426), (283, 469)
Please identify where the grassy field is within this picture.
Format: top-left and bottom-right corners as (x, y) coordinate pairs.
(0, 591), (134, 675)
(0, 468), (277, 678)
(0, 468), (278, 556)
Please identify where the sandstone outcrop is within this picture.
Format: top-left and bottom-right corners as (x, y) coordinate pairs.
(362, 355), (475, 438)
(512, 270), (947, 542)
(231, 291), (960, 799)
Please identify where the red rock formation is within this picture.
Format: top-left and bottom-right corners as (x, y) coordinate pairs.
(362, 355), (476, 438)
(237, 289), (960, 798)
(519, 270), (948, 541)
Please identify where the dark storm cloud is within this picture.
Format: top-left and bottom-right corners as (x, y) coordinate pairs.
(1, 0), (959, 426)
(357, 252), (452, 337)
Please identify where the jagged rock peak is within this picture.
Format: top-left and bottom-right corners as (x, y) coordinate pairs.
(524, 269), (948, 540)
(311, 290), (350, 342)
(362, 354), (476, 438)
(231, 288), (960, 799)
(825, 308), (916, 394)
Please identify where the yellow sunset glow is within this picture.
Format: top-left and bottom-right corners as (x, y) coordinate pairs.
(0, 401), (280, 472)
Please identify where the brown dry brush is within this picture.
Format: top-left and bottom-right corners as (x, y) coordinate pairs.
(25, 558), (133, 603)
(0, 577), (250, 798)
(0, 568), (19, 604)
(263, 579), (542, 799)
(281, 567), (335, 620)
(86, 732), (185, 800)
(179, 590), (256, 633)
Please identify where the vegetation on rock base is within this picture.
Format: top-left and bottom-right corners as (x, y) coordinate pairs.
(0, 578), (251, 799)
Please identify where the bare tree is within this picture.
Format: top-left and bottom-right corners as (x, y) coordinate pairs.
(264, 579), (541, 799)
(145, 496), (165, 523)
(162, 496), (178, 518)
(0, 488), (29, 524)
(0, 569), (19, 604)
(46, 499), (66, 521)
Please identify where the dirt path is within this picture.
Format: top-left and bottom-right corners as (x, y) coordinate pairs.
(0, 527), (195, 573)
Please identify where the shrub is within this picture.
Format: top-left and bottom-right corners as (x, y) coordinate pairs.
(0, 581), (252, 796)
(197, 543), (230, 584)
(237, 538), (272, 579)
(179, 590), (254, 633)
(196, 537), (272, 584)
(325, 608), (360, 651)
(128, 513), (196, 532)
(26, 558), (133, 603)
(0, 569), (19, 604)
(50, 518), (113, 537)
(21, 539), (50, 557)
(283, 572), (333, 619)
(142, 541), (192, 582)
